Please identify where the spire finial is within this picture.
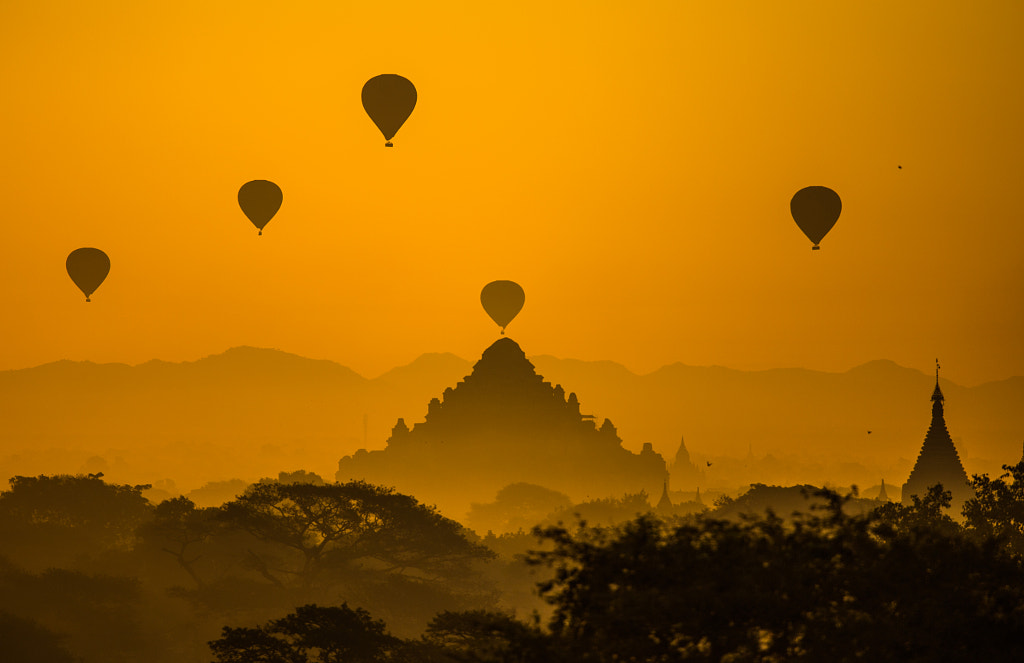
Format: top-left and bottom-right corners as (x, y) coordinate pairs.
(931, 359), (945, 402)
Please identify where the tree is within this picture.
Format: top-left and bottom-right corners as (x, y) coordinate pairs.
(465, 483), (573, 535)
(0, 474), (152, 570)
(208, 605), (553, 663)
(219, 481), (495, 591)
(871, 482), (962, 535)
(0, 611), (78, 663)
(209, 603), (401, 663)
(260, 470), (327, 486)
(546, 492), (653, 528)
(135, 496), (219, 588)
(420, 610), (551, 663)
(0, 559), (154, 663)
(201, 481), (500, 634)
(963, 462), (1024, 555)
(527, 488), (1024, 662)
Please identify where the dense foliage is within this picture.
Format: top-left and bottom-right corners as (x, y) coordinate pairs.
(5, 466), (1024, 662)
(209, 466), (1024, 663)
(528, 484), (1024, 662)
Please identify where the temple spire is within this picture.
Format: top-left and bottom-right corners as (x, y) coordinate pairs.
(656, 480), (673, 514)
(932, 358), (944, 402)
(902, 360), (972, 512)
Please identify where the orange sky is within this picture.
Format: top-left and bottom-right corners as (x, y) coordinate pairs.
(2, 1), (1022, 386)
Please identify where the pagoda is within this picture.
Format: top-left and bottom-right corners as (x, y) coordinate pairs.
(900, 361), (973, 513)
(336, 338), (668, 517)
(669, 435), (705, 489)
(656, 480), (673, 515)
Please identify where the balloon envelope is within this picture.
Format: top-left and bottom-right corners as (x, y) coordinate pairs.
(238, 180), (283, 235)
(791, 186), (841, 249)
(361, 74), (417, 145)
(481, 281), (525, 333)
(66, 248), (110, 302)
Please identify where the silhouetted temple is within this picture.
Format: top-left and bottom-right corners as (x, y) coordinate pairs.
(669, 435), (705, 489)
(656, 481), (673, 515)
(900, 367), (973, 512)
(336, 338), (668, 516)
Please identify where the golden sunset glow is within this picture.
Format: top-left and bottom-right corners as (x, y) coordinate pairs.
(2, 0), (1022, 386)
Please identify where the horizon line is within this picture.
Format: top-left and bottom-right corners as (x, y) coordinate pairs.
(3, 344), (1017, 387)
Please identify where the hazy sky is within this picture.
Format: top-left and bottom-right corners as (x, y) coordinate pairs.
(2, 1), (1022, 386)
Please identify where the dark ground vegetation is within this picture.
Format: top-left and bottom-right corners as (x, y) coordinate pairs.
(2, 464), (1024, 662)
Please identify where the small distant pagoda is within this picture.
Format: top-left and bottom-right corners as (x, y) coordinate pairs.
(656, 480), (673, 515)
(900, 360), (973, 513)
(669, 435), (705, 489)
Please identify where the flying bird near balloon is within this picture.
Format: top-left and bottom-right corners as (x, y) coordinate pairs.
(238, 180), (283, 235)
(361, 75), (417, 147)
(66, 248), (110, 302)
(790, 186), (842, 250)
(481, 280), (525, 335)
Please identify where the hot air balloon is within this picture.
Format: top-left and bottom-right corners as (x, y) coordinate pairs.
(238, 180), (283, 235)
(791, 186), (842, 250)
(66, 248), (110, 302)
(481, 280), (525, 335)
(361, 75), (417, 147)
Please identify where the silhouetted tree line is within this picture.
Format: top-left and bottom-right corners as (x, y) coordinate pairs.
(3, 465), (1024, 661)
(0, 474), (498, 662)
(207, 464), (1024, 662)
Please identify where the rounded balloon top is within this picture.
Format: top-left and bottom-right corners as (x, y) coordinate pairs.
(791, 186), (842, 250)
(481, 281), (525, 335)
(66, 248), (110, 302)
(238, 180), (283, 235)
(361, 75), (417, 147)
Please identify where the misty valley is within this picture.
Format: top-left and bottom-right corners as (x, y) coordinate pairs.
(2, 340), (1024, 661)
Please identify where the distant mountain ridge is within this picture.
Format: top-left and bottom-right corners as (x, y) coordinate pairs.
(1, 346), (1022, 496)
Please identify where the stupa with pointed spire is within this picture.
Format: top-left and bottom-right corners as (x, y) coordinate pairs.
(900, 360), (973, 512)
(656, 480), (673, 515)
(336, 338), (668, 517)
(669, 435), (705, 489)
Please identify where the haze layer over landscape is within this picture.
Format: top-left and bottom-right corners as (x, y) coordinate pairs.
(4, 344), (1021, 513)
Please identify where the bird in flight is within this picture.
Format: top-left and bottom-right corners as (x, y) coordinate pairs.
(867, 430), (872, 434)
(706, 461), (713, 467)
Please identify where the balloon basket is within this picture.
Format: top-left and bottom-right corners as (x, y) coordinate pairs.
(385, 141), (394, 147)
(258, 229), (263, 236)
(85, 297), (91, 302)
(811, 245), (820, 250)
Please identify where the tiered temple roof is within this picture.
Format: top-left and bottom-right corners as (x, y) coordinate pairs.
(336, 338), (668, 516)
(901, 364), (973, 511)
